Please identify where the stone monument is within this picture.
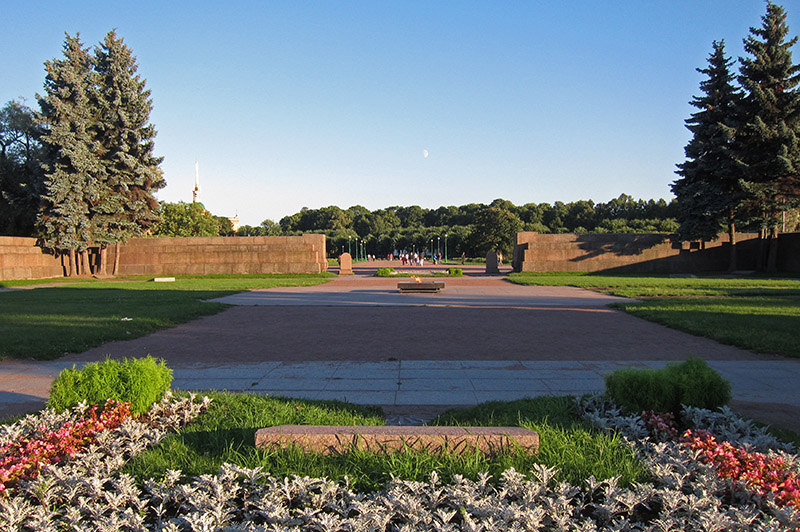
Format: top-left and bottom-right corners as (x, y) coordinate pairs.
(485, 251), (499, 274)
(338, 253), (353, 275)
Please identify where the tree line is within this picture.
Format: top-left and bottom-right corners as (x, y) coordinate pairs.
(672, 2), (800, 271)
(229, 195), (678, 258)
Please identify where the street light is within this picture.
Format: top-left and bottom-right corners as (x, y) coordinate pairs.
(348, 236), (351, 256)
(437, 236), (440, 257)
(444, 233), (448, 263)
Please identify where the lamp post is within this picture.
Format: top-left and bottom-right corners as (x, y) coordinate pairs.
(348, 236), (351, 256)
(444, 233), (448, 263)
(437, 236), (440, 257)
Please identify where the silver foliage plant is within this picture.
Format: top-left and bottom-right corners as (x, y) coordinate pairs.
(1, 392), (799, 531)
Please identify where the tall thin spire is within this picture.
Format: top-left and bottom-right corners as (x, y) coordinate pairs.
(192, 160), (200, 203)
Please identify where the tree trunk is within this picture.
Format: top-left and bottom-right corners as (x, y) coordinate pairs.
(766, 224), (779, 273)
(98, 245), (107, 276)
(113, 242), (121, 276)
(80, 249), (91, 276)
(68, 249), (77, 277)
(756, 228), (766, 271)
(727, 217), (737, 272)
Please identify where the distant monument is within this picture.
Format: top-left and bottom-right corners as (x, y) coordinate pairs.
(338, 253), (353, 275)
(485, 251), (499, 274)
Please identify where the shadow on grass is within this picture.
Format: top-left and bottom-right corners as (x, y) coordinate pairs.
(0, 287), (235, 360)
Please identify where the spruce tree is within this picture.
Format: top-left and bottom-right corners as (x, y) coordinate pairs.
(92, 30), (165, 274)
(36, 34), (100, 276)
(737, 2), (800, 271)
(673, 40), (746, 270)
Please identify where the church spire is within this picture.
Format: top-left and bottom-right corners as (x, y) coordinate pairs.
(192, 160), (200, 203)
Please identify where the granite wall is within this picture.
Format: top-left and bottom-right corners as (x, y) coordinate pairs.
(0, 234), (327, 281)
(510, 232), (791, 273)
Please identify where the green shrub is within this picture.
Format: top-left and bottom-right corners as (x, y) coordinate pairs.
(48, 356), (173, 414)
(447, 268), (463, 276)
(604, 358), (731, 415)
(376, 268), (394, 277)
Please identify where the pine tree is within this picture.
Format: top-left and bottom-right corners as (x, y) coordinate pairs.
(737, 2), (800, 271)
(92, 30), (165, 274)
(673, 40), (746, 270)
(36, 34), (101, 276)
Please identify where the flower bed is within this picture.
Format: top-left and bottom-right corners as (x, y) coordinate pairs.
(0, 393), (798, 530)
(0, 399), (132, 494)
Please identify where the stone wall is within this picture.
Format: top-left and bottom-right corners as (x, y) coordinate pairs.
(512, 232), (771, 273)
(777, 232), (800, 272)
(0, 234), (327, 281)
(110, 234), (327, 276)
(0, 237), (64, 281)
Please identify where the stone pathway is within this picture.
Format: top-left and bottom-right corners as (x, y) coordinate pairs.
(2, 263), (799, 430)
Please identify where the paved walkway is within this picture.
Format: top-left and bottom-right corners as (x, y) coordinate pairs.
(2, 263), (799, 428)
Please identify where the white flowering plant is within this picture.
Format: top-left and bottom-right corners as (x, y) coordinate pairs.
(0, 391), (798, 530)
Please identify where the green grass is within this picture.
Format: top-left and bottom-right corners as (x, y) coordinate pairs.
(123, 393), (647, 492)
(507, 271), (800, 297)
(0, 275), (331, 360)
(509, 272), (800, 358)
(613, 296), (800, 357)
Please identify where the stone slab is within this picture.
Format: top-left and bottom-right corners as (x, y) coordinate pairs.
(255, 425), (539, 455)
(397, 281), (445, 293)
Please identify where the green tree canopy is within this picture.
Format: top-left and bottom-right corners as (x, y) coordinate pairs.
(0, 100), (46, 236)
(153, 202), (221, 237)
(470, 206), (522, 257)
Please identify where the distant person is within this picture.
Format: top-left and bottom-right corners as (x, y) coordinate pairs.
(461, 251), (466, 265)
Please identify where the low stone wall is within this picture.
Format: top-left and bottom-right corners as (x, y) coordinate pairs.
(110, 234), (327, 276)
(777, 232), (800, 272)
(512, 232), (770, 273)
(0, 234), (327, 281)
(0, 236), (64, 281)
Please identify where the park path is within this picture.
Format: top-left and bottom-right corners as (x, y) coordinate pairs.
(2, 261), (799, 429)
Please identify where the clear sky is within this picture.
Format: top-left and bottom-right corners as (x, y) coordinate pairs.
(3, 1), (798, 226)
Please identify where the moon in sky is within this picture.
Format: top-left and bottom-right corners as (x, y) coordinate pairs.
(423, 149), (429, 158)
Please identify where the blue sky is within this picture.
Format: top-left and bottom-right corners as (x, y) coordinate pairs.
(3, 1), (798, 225)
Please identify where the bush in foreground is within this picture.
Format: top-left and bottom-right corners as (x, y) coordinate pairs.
(605, 358), (731, 415)
(376, 267), (394, 277)
(48, 355), (173, 414)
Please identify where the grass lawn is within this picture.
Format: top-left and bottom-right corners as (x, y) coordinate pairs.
(0, 274), (332, 360)
(123, 392), (647, 493)
(508, 272), (800, 358)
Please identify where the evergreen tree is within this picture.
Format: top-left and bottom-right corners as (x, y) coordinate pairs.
(92, 30), (165, 274)
(36, 34), (100, 276)
(673, 40), (746, 270)
(737, 2), (800, 271)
